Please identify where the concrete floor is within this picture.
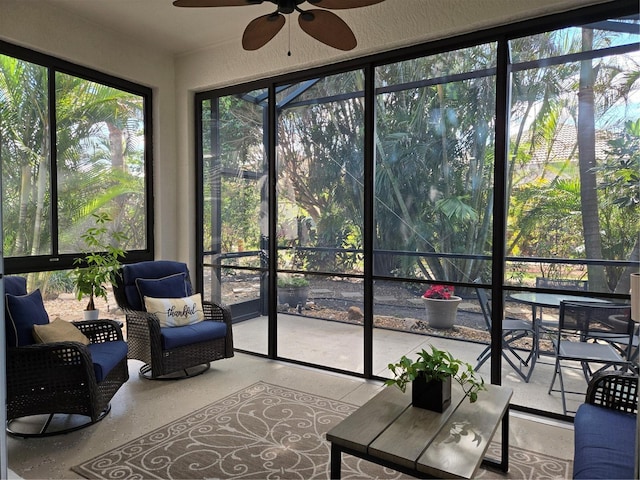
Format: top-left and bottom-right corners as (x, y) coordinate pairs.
(7, 352), (574, 480)
(234, 314), (592, 416)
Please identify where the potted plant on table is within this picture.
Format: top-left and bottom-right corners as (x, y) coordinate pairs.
(422, 284), (462, 329)
(385, 345), (486, 412)
(72, 213), (127, 320)
(277, 275), (310, 310)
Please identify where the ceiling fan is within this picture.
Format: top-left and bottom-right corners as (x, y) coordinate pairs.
(172, 0), (386, 52)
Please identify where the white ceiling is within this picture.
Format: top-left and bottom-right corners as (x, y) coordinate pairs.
(42, 0), (393, 55)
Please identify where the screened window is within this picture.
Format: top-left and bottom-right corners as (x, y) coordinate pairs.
(0, 44), (153, 273)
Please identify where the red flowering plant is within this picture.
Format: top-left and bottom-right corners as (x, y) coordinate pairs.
(422, 285), (455, 300)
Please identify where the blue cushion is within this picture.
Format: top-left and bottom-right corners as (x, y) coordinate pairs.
(121, 261), (192, 310)
(136, 273), (188, 310)
(6, 289), (49, 347)
(87, 340), (128, 383)
(160, 321), (227, 350)
(573, 403), (636, 479)
(5, 276), (27, 296)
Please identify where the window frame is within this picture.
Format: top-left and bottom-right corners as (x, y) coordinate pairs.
(0, 40), (154, 274)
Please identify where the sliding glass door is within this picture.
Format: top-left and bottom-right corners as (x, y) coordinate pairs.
(196, 3), (640, 419)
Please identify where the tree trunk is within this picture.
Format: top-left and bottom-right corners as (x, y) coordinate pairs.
(578, 28), (606, 291)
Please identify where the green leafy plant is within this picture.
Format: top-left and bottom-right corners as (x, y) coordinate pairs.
(385, 345), (486, 403)
(277, 276), (310, 288)
(73, 213), (127, 311)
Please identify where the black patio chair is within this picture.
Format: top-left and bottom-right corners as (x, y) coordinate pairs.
(547, 301), (634, 415)
(535, 277), (588, 322)
(475, 284), (537, 382)
(4, 275), (129, 437)
(112, 260), (234, 379)
(533, 277), (591, 357)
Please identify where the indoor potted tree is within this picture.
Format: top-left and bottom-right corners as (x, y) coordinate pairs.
(385, 345), (486, 412)
(73, 213), (127, 320)
(421, 284), (462, 329)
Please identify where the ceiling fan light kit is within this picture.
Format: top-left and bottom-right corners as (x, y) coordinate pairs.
(172, 0), (386, 51)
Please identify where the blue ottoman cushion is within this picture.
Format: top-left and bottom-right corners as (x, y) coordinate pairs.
(161, 321), (227, 350)
(88, 340), (128, 382)
(573, 403), (636, 479)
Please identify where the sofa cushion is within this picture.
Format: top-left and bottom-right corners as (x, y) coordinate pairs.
(144, 294), (204, 327)
(136, 273), (188, 310)
(33, 318), (90, 345)
(6, 289), (50, 347)
(573, 403), (636, 479)
(160, 320), (227, 350)
(87, 340), (128, 383)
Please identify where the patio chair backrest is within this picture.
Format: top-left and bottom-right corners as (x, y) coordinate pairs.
(559, 301), (633, 336)
(474, 285), (492, 330)
(536, 277), (588, 291)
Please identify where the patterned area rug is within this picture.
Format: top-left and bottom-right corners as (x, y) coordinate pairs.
(72, 382), (572, 479)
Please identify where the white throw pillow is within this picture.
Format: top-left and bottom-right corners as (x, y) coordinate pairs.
(143, 294), (205, 327)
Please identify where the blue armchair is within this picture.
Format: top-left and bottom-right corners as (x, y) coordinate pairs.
(112, 260), (233, 379)
(4, 276), (129, 437)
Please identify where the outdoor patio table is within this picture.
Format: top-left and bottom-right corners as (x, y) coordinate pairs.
(509, 292), (609, 323)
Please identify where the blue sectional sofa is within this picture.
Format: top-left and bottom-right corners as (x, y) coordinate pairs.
(573, 371), (638, 479)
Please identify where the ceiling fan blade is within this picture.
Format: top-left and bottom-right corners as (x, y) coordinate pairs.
(242, 13), (286, 50)
(173, 0), (262, 7)
(309, 0), (385, 9)
(298, 9), (356, 51)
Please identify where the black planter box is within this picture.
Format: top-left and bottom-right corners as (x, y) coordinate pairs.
(278, 286), (309, 308)
(412, 374), (452, 412)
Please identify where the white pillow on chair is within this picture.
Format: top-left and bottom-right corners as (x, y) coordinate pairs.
(143, 294), (205, 327)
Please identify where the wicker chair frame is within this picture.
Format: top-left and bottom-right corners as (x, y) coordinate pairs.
(585, 371), (638, 414)
(112, 265), (234, 380)
(6, 319), (129, 438)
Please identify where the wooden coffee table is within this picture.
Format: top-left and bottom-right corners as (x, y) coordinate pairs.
(326, 382), (513, 479)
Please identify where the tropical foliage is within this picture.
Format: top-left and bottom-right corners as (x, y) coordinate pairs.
(209, 20), (639, 296)
(0, 53), (146, 295)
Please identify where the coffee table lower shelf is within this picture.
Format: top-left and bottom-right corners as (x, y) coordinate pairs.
(327, 383), (512, 479)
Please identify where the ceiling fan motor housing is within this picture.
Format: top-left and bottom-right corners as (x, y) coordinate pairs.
(273, 1), (308, 15)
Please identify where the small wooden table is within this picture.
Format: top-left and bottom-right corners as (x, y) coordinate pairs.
(326, 382), (513, 479)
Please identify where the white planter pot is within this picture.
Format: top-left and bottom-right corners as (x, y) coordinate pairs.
(422, 296), (461, 329)
(83, 309), (100, 320)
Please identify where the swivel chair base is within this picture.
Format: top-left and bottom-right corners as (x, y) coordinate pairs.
(139, 362), (211, 380)
(7, 405), (111, 438)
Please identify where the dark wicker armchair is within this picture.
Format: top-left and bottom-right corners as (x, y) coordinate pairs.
(5, 276), (129, 437)
(584, 370), (638, 413)
(112, 260), (234, 379)
(573, 371), (637, 479)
